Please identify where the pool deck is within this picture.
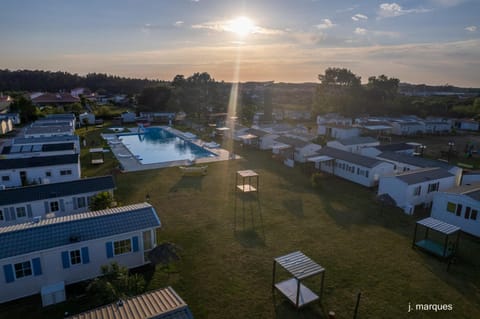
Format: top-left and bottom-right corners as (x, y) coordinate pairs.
(102, 126), (239, 172)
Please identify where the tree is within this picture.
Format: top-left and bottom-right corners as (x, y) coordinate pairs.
(318, 67), (361, 87)
(9, 95), (38, 123)
(137, 86), (172, 112)
(87, 262), (145, 304)
(89, 192), (114, 211)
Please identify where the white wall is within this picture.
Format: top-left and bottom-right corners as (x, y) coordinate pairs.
(317, 160), (394, 187)
(259, 134), (280, 150)
(327, 141), (380, 154)
(431, 192), (480, 237)
(297, 144), (322, 163)
(0, 163), (80, 188)
(0, 228), (157, 303)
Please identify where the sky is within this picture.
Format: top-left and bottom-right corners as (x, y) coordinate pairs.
(0, 0), (479, 86)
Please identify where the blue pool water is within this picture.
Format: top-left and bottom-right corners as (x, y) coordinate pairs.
(118, 127), (217, 164)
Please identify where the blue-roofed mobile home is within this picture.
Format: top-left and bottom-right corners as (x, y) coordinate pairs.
(0, 203), (161, 304)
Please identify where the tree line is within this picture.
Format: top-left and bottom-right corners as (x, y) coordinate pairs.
(314, 67), (479, 119)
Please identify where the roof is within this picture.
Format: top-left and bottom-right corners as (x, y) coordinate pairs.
(314, 147), (388, 168)
(1, 142), (75, 154)
(13, 135), (79, 145)
(0, 203), (160, 259)
(417, 217), (460, 235)
(0, 154), (78, 170)
(336, 136), (378, 146)
(378, 151), (455, 170)
(274, 136), (310, 148)
(24, 125), (72, 135)
(395, 168), (453, 185)
(45, 113), (76, 120)
(274, 251), (324, 280)
(66, 287), (193, 319)
(0, 176), (115, 206)
(375, 143), (415, 152)
(443, 183), (480, 201)
(246, 128), (270, 137)
(31, 93), (79, 104)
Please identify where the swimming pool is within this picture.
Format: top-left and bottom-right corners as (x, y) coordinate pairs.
(118, 127), (217, 165)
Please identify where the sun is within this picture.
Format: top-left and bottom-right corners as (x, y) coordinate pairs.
(226, 16), (256, 36)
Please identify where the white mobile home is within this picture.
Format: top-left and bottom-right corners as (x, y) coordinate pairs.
(378, 167), (456, 215)
(309, 147), (395, 187)
(0, 154), (80, 188)
(360, 143), (416, 158)
(24, 125), (74, 138)
(390, 121), (425, 136)
(0, 203), (161, 304)
(274, 136), (322, 163)
(79, 112), (96, 125)
(431, 184), (480, 237)
(327, 136), (379, 154)
(240, 128), (279, 149)
(454, 119), (479, 131)
(423, 120), (451, 134)
(0, 176), (115, 225)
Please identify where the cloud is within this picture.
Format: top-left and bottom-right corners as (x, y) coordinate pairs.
(378, 3), (430, 18)
(191, 19), (283, 36)
(465, 25), (477, 32)
(352, 14), (368, 21)
(354, 28), (367, 35)
(174, 21), (184, 27)
(316, 19), (335, 29)
(428, 0), (466, 7)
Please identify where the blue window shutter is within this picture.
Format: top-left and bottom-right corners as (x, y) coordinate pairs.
(132, 236), (139, 252)
(32, 258), (42, 276)
(61, 251), (70, 269)
(44, 201), (49, 214)
(3, 264), (14, 283)
(59, 199), (65, 212)
(26, 204), (33, 218)
(72, 197), (78, 210)
(81, 247), (90, 264)
(106, 242), (114, 258)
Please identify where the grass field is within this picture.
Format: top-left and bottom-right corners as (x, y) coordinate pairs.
(1, 128), (480, 319)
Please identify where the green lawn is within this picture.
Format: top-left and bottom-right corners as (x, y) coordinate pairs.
(1, 134), (479, 319)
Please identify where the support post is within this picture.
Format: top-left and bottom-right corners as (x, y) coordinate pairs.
(320, 271), (325, 301)
(443, 234), (449, 258)
(353, 292), (361, 319)
(412, 223), (418, 248)
(272, 261), (276, 292)
(296, 278), (301, 308)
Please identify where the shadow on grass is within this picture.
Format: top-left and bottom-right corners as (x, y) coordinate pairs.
(283, 198), (304, 218)
(272, 295), (325, 319)
(233, 193), (266, 247)
(169, 176), (204, 192)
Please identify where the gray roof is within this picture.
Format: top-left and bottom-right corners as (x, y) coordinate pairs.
(0, 203), (160, 259)
(337, 136), (378, 146)
(24, 125), (72, 135)
(275, 136), (310, 148)
(315, 147), (388, 168)
(375, 143), (415, 152)
(13, 135), (79, 145)
(1, 142), (75, 155)
(246, 128), (270, 137)
(0, 154), (79, 170)
(45, 113), (76, 120)
(0, 176), (115, 205)
(395, 168), (453, 185)
(378, 151), (454, 170)
(443, 183), (480, 201)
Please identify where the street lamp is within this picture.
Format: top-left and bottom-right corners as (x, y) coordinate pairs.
(419, 145), (427, 157)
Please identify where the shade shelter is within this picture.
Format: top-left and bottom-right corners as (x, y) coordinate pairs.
(236, 170), (259, 193)
(89, 148), (104, 164)
(272, 251), (325, 308)
(412, 217), (461, 260)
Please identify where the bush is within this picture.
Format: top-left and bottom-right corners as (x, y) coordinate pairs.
(311, 172), (324, 188)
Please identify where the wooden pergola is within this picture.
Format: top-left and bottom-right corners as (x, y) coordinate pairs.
(412, 217), (461, 264)
(272, 251), (325, 308)
(236, 170), (259, 193)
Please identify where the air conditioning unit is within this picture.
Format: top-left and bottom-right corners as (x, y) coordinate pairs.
(33, 216), (41, 224)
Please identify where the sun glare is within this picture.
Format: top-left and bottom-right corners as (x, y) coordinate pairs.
(227, 16), (256, 36)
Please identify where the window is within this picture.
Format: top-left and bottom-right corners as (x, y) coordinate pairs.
(365, 171), (369, 178)
(16, 207), (27, 218)
(427, 182), (440, 193)
(60, 170), (72, 176)
(1, 175), (9, 181)
(14, 261), (32, 279)
(465, 207), (471, 219)
(70, 250), (82, 265)
(45, 171), (52, 177)
(413, 186), (421, 196)
(50, 201), (59, 212)
(471, 210), (478, 220)
(357, 168), (360, 175)
(0, 209), (3, 221)
(143, 231), (152, 250)
(77, 197), (86, 208)
(456, 204), (463, 217)
(447, 202), (456, 213)
(114, 239), (132, 255)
